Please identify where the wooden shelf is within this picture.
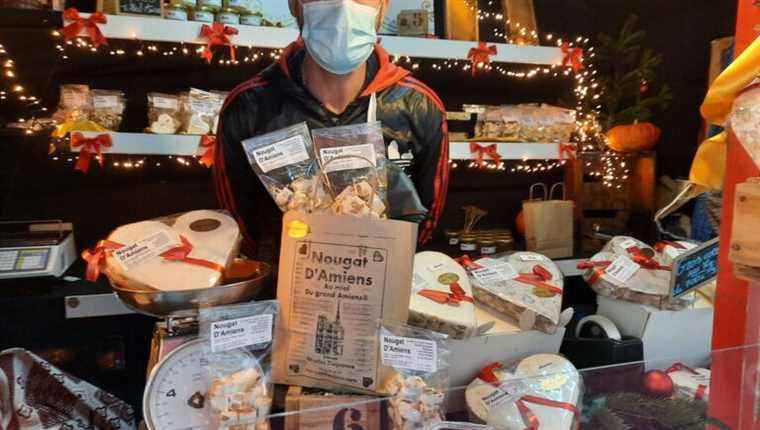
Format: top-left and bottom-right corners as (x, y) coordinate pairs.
(449, 141), (570, 160)
(76, 13), (564, 65)
(71, 131), (202, 156)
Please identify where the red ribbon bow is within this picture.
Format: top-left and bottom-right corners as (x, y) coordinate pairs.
(160, 235), (226, 273)
(514, 265), (564, 295)
(626, 246), (671, 271)
(665, 362), (708, 401)
(61, 8), (108, 47)
(417, 283), (474, 306)
(200, 22), (238, 63)
(467, 42), (498, 76)
(469, 142), (501, 166)
(198, 135), (216, 167)
(81, 240), (123, 281)
(455, 254), (482, 270)
(560, 43), (584, 73)
(71, 132), (112, 173)
(577, 260), (612, 286)
(558, 143), (577, 160)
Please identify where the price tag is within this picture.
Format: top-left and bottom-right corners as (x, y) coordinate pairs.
(381, 334), (437, 373)
(111, 231), (180, 272)
(519, 254), (544, 262)
(210, 314), (273, 353)
(605, 255), (640, 283)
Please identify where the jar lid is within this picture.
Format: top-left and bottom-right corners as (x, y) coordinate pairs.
(477, 238), (496, 245)
(459, 234), (477, 241)
(444, 229), (460, 237)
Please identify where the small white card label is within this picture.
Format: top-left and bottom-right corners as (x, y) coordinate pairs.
(111, 231), (179, 272)
(92, 95), (118, 109)
(426, 262), (446, 273)
(250, 134), (310, 173)
(381, 334), (437, 373)
(210, 314), (274, 353)
(519, 254), (544, 262)
(471, 263), (518, 285)
(152, 96), (178, 110)
(320, 143), (377, 173)
(480, 379), (528, 410)
(605, 255), (640, 283)
(618, 239), (638, 250)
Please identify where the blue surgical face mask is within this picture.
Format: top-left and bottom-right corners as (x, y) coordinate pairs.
(301, 0), (379, 75)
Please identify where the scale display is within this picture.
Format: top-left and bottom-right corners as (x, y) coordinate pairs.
(0, 248), (50, 272)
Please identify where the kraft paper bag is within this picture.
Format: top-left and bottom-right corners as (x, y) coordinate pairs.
(523, 183), (574, 258)
(272, 211), (417, 395)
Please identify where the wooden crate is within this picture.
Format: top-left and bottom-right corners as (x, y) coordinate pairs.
(284, 386), (382, 430)
(730, 178), (760, 282)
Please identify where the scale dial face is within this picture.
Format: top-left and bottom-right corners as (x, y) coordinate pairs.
(143, 338), (210, 430)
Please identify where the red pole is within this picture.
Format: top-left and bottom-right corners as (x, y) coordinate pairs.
(708, 2), (760, 427)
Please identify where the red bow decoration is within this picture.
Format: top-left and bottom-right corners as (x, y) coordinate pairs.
(160, 235), (226, 273)
(71, 132), (112, 173)
(560, 43), (584, 73)
(665, 362), (708, 401)
(198, 134), (216, 167)
(200, 22), (238, 63)
(577, 260), (612, 286)
(626, 246), (671, 271)
(514, 265), (563, 295)
(478, 362), (504, 386)
(61, 8), (108, 47)
(558, 143), (577, 160)
(467, 42), (498, 76)
(81, 240), (123, 281)
(470, 142), (501, 166)
(417, 283), (474, 306)
(455, 254), (482, 270)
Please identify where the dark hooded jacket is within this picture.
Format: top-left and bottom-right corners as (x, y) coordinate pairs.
(213, 40), (449, 261)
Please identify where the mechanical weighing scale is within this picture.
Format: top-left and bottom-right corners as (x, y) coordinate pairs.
(108, 259), (272, 430)
(0, 220), (76, 279)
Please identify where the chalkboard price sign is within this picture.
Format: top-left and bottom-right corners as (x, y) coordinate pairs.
(119, 0), (162, 16)
(670, 237), (719, 298)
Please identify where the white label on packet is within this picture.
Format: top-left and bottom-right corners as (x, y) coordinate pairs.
(605, 255), (640, 283)
(471, 263), (517, 285)
(152, 96), (178, 110)
(92, 95), (117, 109)
(210, 313), (273, 353)
(111, 231), (179, 272)
(320, 143), (377, 173)
(381, 334), (437, 373)
(618, 239), (638, 250)
(665, 245), (687, 260)
(250, 135), (310, 173)
(480, 379), (529, 410)
(519, 254), (544, 262)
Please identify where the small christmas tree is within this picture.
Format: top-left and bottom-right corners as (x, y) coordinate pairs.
(594, 14), (673, 130)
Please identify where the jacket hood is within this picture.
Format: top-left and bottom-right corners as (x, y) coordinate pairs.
(277, 39), (411, 97)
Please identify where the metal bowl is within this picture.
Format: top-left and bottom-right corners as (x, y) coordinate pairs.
(110, 260), (272, 318)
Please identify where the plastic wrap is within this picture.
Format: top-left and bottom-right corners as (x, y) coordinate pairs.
(409, 251), (477, 339)
(473, 104), (576, 142)
(84, 210), (241, 292)
(147, 92), (182, 134)
(243, 122), (332, 213)
(465, 354), (581, 430)
(90, 89), (125, 130)
(199, 301), (278, 430)
(379, 322), (450, 430)
(52, 84), (91, 123)
(729, 83), (760, 168)
(312, 121), (389, 219)
(654, 240), (698, 266)
(425, 422), (494, 430)
(463, 252), (565, 334)
(581, 236), (688, 310)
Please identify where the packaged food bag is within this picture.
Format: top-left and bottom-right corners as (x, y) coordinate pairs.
(465, 354), (581, 430)
(462, 252), (568, 334)
(474, 104), (576, 142)
(522, 183), (574, 259)
(183, 88), (226, 135)
(81, 210), (241, 292)
(147, 92), (182, 134)
(52, 84), (91, 123)
(199, 301), (278, 430)
(579, 236), (688, 310)
(243, 122), (331, 213)
(379, 322), (450, 430)
(409, 251), (477, 339)
(312, 121), (389, 219)
(90, 89), (125, 130)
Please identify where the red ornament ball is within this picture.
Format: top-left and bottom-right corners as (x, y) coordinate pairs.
(640, 83), (649, 94)
(642, 370), (674, 397)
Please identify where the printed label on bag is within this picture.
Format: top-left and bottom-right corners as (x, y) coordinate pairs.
(152, 96), (179, 110)
(250, 135), (310, 173)
(605, 255), (640, 283)
(210, 314), (273, 353)
(111, 231), (180, 272)
(92, 95), (118, 109)
(471, 263), (517, 285)
(381, 334), (437, 373)
(618, 239), (638, 250)
(519, 254), (544, 262)
(480, 379), (529, 410)
(320, 143), (377, 173)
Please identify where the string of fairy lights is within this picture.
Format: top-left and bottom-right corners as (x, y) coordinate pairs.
(1, 1), (631, 187)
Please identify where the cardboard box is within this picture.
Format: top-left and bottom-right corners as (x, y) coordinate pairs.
(284, 386), (381, 430)
(597, 296), (713, 368)
(445, 304), (565, 411)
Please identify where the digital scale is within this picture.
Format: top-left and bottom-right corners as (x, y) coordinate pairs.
(0, 220), (77, 279)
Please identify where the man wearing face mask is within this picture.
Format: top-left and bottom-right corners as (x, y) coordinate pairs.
(213, 0), (449, 260)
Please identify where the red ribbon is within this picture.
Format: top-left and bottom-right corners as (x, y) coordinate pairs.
(71, 132), (112, 173)
(417, 283), (474, 306)
(61, 8), (108, 47)
(654, 240), (686, 253)
(626, 246), (671, 271)
(200, 22), (238, 63)
(469, 142), (501, 166)
(514, 265), (563, 295)
(478, 362), (504, 387)
(160, 235), (226, 273)
(560, 43), (584, 72)
(558, 143), (577, 160)
(665, 362), (708, 401)
(577, 260), (612, 286)
(467, 42), (498, 76)
(455, 254), (482, 270)
(198, 135), (216, 168)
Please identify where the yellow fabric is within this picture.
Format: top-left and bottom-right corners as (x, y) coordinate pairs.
(690, 37), (760, 190)
(51, 120), (108, 138)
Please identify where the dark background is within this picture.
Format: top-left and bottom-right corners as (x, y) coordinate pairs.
(0, 1), (737, 250)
